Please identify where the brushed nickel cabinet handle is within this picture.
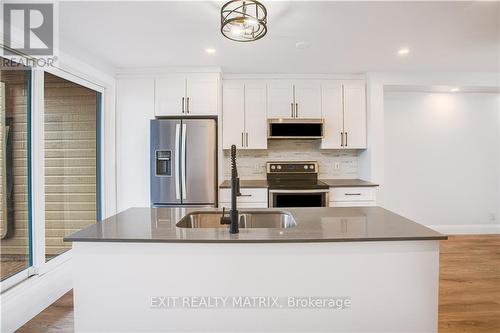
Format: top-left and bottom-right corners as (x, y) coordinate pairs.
(186, 97), (190, 113)
(182, 97), (185, 113)
(345, 132), (348, 147)
(240, 194), (252, 197)
(241, 132), (244, 147)
(291, 103), (294, 117)
(295, 103), (298, 118)
(341, 132), (344, 147)
(345, 193), (361, 196)
(245, 132), (248, 147)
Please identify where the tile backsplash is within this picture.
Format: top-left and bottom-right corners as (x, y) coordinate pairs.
(223, 140), (358, 180)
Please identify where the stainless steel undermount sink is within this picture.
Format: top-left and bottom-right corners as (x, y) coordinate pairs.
(176, 211), (297, 229)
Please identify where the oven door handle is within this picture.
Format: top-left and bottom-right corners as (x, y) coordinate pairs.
(269, 189), (329, 194)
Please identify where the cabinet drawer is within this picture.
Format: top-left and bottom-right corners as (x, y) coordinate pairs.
(219, 188), (268, 203)
(219, 202), (268, 209)
(330, 187), (376, 202)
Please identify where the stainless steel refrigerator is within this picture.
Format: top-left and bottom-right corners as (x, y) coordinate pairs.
(150, 118), (217, 207)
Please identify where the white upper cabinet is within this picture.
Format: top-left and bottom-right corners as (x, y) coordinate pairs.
(321, 81), (343, 149)
(222, 81), (245, 149)
(267, 81), (294, 118)
(186, 74), (219, 115)
(321, 80), (366, 149)
(155, 75), (186, 116)
(222, 80), (267, 150)
(293, 81), (322, 118)
(267, 81), (321, 119)
(343, 81), (367, 149)
(221, 77), (366, 150)
(244, 81), (267, 149)
(155, 73), (219, 116)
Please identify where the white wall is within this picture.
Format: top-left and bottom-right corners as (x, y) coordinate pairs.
(116, 78), (155, 212)
(383, 91), (499, 233)
(360, 72), (500, 233)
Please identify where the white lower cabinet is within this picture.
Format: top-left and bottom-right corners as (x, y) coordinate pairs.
(219, 188), (268, 208)
(329, 187), (377, 207)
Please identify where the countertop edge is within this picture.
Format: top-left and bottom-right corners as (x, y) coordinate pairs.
(64, 236), (447, 243)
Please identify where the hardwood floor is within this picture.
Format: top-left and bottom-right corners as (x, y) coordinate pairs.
(16, 291), (74, 333)
(438, 235), (500, 333)
(16, 235), (500, 333)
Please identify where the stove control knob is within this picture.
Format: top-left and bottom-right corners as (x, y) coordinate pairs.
(303, 165), (308, 170)
(271, 165), (276, 170)
(309, 165), (315, 170)
(277, 165), (282, 170)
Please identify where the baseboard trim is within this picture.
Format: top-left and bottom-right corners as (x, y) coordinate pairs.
(0, 259), (72, 332)
(428, 224), (500, 235)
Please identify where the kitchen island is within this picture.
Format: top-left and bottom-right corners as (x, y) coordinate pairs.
(65, 207), (446, 333)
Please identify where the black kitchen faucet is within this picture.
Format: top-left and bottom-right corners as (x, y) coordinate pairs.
(220, 145), (241, 233)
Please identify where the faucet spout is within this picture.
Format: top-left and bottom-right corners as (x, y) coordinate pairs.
(229, 145), (240, 234)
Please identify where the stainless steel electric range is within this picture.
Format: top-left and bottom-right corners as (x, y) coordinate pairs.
(266, 161), (329, 208)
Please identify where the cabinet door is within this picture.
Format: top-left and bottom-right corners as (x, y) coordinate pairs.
(320, 81), (344, 149)
(222, 81), (245, 149)
(244, 81), (267, 149)
(186, 74), (218, 115)
(267, 81), (294, 118)
(294, 81), (322, 118)
(155, 76), (186, 116)
(219, 188), (268, 203)
(343, 81), (367, 149)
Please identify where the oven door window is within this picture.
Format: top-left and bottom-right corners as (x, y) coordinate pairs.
(271, 192), (327, 207)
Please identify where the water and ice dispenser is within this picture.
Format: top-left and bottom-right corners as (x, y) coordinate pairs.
(155, 150), (172, 176)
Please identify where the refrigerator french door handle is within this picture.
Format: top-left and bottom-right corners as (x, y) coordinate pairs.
(174, 124), (181, 199)
(181, 123), (187, 200)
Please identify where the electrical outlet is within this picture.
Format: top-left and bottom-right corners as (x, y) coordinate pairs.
(334, 162), (340, 170)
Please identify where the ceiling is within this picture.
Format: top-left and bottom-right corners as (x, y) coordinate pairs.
(59, 1), (500, 73)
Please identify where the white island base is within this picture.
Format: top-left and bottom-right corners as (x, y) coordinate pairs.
(72, 240), (440, 333)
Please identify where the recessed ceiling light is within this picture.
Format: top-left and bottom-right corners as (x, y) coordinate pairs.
(205, 48), (216, 54)
(450, 88), (459, 92)
(295, 41), (310, 50)
(398, 47), (410, 55)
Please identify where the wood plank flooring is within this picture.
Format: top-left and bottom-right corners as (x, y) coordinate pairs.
(438, 235), (500, 333)
(15, 235), (500, 333)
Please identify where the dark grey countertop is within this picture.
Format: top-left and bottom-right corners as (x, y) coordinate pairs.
(64, 207), (446, 243)
(219, 179), (378, 188)
(321, 179), (379, 187)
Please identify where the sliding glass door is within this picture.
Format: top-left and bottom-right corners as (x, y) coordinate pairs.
(43, 73), (101, 261)
(1, 53), (103, 289)
(0, 59), (32, 281)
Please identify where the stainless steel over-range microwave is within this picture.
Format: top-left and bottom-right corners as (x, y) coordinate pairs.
(267, 118), (324, 139)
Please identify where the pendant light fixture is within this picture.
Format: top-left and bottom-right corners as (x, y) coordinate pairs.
(221, 0), (267, 42)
